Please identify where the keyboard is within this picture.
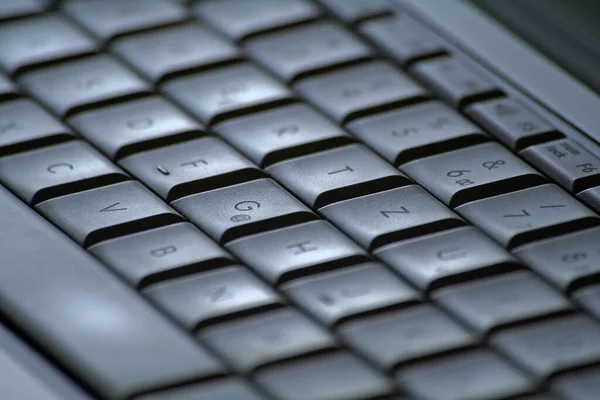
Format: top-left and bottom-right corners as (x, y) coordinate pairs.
(1, 0), (600, 399)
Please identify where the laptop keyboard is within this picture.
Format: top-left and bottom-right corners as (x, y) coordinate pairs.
(1, 1), (600, 399)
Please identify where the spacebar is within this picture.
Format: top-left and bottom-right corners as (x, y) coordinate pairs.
(0, 185), (224, 400)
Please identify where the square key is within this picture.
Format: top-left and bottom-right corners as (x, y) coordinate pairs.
(215, 104), (351, 167)
(266, 144), (410, 208)
(0, 14), (97, 75)
(246, 21), (371, 82)
(119, 137), (261, 201)
(113, 24), (240, 83)
(63, 0), (186, 41)
(163, 63), (292, 125)
(296, 61), (428, 124)
(172, 178), (316, 243)
(20, 55), (150, 117)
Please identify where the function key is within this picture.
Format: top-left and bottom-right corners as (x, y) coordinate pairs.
(172, 178), (316, 243)
(216, 104), (352, 167)
(296, 61), (428, 123)
(0, 0), (45, 21)
(63, 0), (186, 41)
(20, 55), (150, 117)
(113, 24), (240, 83)
(402, 142), (546, 208)
(319, 0), (393, 23)
(348, 101), (487, 165)
(266, 144), (410, 209)
(341, 305), (473, 370)
(70, 97), (204, 160)
(89, 223), (234, 288)
(283, 262), (419, 326)
(492, 314), (600, 378)
(0, 99), (73, 156)
(201, 309), (335, 372)
(227, 220), (368, 285)
(0, 15), (97, 75)
(163, 63), (292, 125)
(466, 97), (561, 150)
(246, 21), (372, 82)
(521, 138), (600, 193)
(119, 137), (261, 201)
(411, 56), (501, 108)
(135, 379), (265, 400)
(194, 0), (321, 41)
(434, 271), (571, 335)
(375, 226), (518, 291)
(144, 265), (282, 330)
(256, 352), (392, 400)
(320, 185), (464, 250)
(36, 181), (183, 247)
(360, 14), (446, 65)
(0, 140), (128, 204)
(456, 184), (599, 249)
(396, 349), (534, 400)
(514, 227), (600, 292)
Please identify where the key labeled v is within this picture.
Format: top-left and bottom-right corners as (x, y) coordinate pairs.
(99, 202), (128, 212)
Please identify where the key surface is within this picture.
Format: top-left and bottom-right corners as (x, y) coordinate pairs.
(396, 350), (534, 400)
(120, 137), (261, 201)
(163, 63), (292, 125)
(0, 99), (73, 156)
(552, 366), (600, 400)
(36, 181), (183, 247)
(89, 223), (233, 288)
(341, 305), (473, 370)
(256, 353), (392, 400)
(63, 0), (186, 41)
(0, 0), (44, 20)
(202, 309), (335, 372)
(296, 61), (428, 123)
(0, 14), (97, 75)
(266, 144), (410, 208)
(522, 138), (600, 193)
(144, 266), (282, 330)
(434, 271), (571, 334)
(227, 220), (368, 285)
(456, 184), (599, 248)
(0, 73), (18, 100)
(320, 185), (464, 250)
(375, 226), (518, 291)
(0, 184), (223, 399)
(578, 186), (600, 213)
(410, 56), (500, 107)
(573, 285), (600, 319)
(0, 141), (128, 204)
(194, 0), (320, 41)
(514, 227), (600, 291)
(113, 24), (240, 83)
(348, 101), (487, 165)
(492, 314), (600, 378)
(20, 55), (150, 117)
(135, 379), (265, 400)
(466, 97), (561, 150)
(216, 103), (351, 166)
(402, 141), (546, 207)
(319, 0), (393, 23)
(172, 178), (316, 243)
(360, 15), (446, 65)
(246, 21), (371, 82)
(283, 262), (419, 325)
(70, 97), (203, 160)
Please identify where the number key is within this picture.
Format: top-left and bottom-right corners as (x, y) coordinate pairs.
(521, 138), (600, 193)
(402, 142), (546, 207)
(456, 184), (599, 248)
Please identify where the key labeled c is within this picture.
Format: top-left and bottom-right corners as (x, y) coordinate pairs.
(47, 163), (74, 174)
